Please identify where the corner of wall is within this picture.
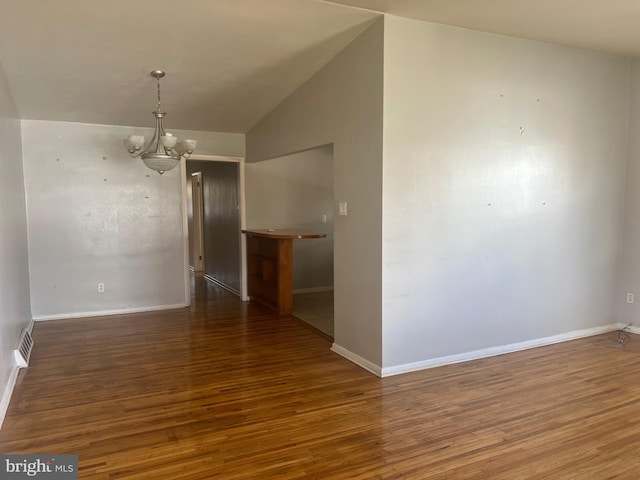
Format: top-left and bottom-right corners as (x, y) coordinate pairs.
(0, 61), (32, 428)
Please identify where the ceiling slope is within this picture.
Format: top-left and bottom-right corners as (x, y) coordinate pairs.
(3, 0), (639, 134)
(0, 0), (379, 132)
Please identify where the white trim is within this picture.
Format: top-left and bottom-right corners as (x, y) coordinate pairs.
(381, 324), (620, 377)
(331, 343), (382, 377)
(294, 286), (334, 294)
(617, 322), (640, 335)
(32, 303), (187, 321)
(180, 159), (191, 307)
(0, 364), (20, 429)
(190, 172), (205, 273)
(0, 319), (36, 428)
(190, 154), (244, 163)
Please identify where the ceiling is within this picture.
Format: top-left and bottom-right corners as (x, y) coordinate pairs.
(1, 0), (639, 134)
(329, 0), (640, 58)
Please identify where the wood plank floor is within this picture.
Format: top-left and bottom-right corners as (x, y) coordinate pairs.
(2, 278), (640, 478)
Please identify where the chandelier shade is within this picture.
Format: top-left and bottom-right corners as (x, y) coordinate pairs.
(123, 70), (197, 174)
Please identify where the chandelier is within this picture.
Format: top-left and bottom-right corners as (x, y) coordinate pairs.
(123, 70), (197, 174)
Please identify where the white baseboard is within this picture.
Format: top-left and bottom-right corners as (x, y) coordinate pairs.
(0, 318), (39, 429)
(617, 322), (640, 335)
(294, 286), (334, 294)
(33, 303), (187, 322)
(0, 364), (20, 429)
(331, 343), (382, 377)
(381, 324), (621, 377)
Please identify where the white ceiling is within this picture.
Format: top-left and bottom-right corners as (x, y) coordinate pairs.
(0, 0), (379, 133)
(1, 0), (639, 134)
(327, 0), (640, 58)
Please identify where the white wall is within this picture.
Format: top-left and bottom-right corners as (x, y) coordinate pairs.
(382, 17), (631, 370)
(0, 62), (31, 414)
(618, 60), (640, 326)
(245, 146), (334, 290)
(22, 120), (244, 319)
(247, 19), (384, 368)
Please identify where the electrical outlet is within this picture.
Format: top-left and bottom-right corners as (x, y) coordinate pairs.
(321, 213), (328, 223)
(627, 292), (634, 304)
(98, 283), (105, 293)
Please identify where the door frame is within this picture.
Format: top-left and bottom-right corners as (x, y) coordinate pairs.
(180, 154), (248, 305)
(190, 171), (205, 273)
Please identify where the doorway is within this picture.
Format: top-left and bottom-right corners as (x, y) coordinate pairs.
(181, 155), (247, 304)
(243, 145), (334, 337)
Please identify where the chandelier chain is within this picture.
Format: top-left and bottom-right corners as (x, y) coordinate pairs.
(123, 70), (197, 174)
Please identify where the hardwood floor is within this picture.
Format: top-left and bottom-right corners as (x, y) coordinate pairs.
(2, 278), (640, 479)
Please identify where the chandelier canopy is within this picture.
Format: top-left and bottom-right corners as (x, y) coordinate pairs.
(123, 70), (197, 174)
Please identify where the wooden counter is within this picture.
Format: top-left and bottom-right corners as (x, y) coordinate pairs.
(242, 229), (327, 314)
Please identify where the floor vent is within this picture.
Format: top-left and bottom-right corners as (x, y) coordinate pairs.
(14, 329), (34, 368)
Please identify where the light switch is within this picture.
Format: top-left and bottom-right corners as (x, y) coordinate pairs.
(339, 202), (348, 216)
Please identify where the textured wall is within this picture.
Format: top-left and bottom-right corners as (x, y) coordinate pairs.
(382, 17), (630, 370)
(22, 120), (244, 318)
(618, 60), (640, 327)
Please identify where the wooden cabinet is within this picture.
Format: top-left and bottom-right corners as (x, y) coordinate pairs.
(243, 230), (326, 315)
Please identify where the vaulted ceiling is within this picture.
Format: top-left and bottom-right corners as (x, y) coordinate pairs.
(1, 0), (639, 133)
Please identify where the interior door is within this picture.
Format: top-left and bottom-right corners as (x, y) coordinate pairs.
(201, 162), (241, 293)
